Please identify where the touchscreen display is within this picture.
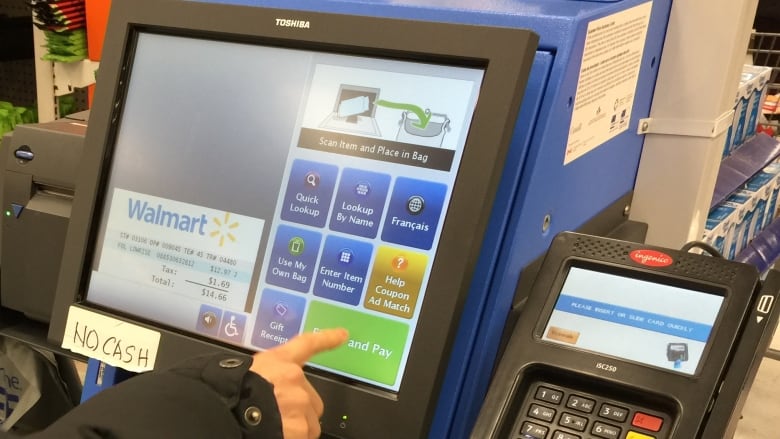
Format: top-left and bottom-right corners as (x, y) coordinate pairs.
(542, 267), (724, 375)
(84, 32), (484, 391)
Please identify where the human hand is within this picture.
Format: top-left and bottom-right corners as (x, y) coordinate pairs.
(251, 328), (349, 439)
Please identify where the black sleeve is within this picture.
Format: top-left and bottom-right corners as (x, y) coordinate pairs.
(24, 354), (283, 439)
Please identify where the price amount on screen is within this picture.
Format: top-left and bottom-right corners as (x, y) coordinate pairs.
(210, 265), (239, 278)
(202, 288), (228, 302)
(208, 276), (231, 290)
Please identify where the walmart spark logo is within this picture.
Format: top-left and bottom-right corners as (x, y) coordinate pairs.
(210, 212), (240, 247)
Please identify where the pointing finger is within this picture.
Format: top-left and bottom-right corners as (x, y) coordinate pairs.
(271, 328), (349, 365)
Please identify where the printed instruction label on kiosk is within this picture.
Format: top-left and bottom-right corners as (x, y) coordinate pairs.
(472, 232), (780, 439)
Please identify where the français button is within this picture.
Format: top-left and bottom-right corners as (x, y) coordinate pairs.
(632, 412), (663, 432)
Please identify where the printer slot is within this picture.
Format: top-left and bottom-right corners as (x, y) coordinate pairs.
(33, 182), (75, 199)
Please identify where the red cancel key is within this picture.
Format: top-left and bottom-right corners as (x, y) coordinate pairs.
(632, 412), (663, 432)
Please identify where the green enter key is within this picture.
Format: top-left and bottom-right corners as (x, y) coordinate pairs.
(303, 301), (409, 386)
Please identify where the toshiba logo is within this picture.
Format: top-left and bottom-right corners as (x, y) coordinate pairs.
(275, 18), (310, 28)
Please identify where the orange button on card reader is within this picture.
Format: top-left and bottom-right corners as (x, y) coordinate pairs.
(631, 412), (663, 432)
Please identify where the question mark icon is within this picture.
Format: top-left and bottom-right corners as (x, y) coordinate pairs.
(392, 255), (408, 272)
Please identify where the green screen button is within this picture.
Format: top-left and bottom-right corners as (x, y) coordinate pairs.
(304, 301), (409, 386)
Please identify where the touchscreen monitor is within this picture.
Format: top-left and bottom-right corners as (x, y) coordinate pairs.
(48, 1), (538, 435)
(542, 266), (725, 375)
(85, 30), (485, 391)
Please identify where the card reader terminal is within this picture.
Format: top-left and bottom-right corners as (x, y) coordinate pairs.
(472, 232), (780, 439)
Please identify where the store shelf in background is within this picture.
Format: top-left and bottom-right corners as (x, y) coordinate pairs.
(53, 59), (99, 97)
(736, 216), (780, 272)
(712, 132), (780, 209)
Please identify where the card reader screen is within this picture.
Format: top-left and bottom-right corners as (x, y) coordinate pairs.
(83, 31), (485, 392)
(542, 267), (724, 375)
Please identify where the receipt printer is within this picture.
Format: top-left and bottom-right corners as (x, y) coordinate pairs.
(1, 113), (87, 322)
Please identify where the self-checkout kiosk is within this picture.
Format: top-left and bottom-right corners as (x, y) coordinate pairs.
(0, 0), (770, 438)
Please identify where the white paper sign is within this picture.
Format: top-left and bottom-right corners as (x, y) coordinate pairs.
(565, 1), (653, 165)
(62, 306), (161, 373)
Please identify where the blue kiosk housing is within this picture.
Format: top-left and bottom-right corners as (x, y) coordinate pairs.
(69, 0), (674, 437)
(207, 1), (670, 437)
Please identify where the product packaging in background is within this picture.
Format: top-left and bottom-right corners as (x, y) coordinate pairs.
(742, 65), (773, 140)
(723, 191), (753, 258)
(706, 158), (780, 260)
(29, 0), (88, 62)
(723, 64), (774, 158)
(762, 161), (780, 229)
(703, 204), (736, 258)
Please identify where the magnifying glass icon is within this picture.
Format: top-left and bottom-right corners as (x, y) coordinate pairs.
(304, 172), (319, 188)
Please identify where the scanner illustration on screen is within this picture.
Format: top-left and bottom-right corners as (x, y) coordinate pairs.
(320, 84), (382, 136)
(318, 83), (454, 148)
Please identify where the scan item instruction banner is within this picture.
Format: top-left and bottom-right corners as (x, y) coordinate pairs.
(97, 188), (265, 310)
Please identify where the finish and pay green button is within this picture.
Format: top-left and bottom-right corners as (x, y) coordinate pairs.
(304, 301), (409, 386)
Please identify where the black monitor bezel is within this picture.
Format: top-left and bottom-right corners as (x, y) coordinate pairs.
(47, 0), (538, 437)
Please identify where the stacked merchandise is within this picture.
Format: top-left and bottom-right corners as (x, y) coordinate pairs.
(29, 0), (87, 62)
(722, 65), (773, 158)
(704, 161), (780, 259)
(704, 64), (778, 259)
(0, 102), (36, 138)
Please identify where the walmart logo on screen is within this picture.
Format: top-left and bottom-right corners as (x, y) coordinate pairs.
(210, 212), (240, 247)
(128, 198), (209, 235)
(127, 198), (241, 247)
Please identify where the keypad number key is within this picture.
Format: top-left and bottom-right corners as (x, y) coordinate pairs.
(528, 403), (556, 422)
(558, 413), (588, 432)
(598, 403), (629, 422)
(535, 386), (563, 405)
(565, 395), (595, 413)
(520, 421), (549, 438)
(591, 421), (621, 439)
(552, 431), (581, 439)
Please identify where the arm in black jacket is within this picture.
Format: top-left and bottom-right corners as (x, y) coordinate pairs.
(2, 329), (349, 439)
(19, 354), (282, 439)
